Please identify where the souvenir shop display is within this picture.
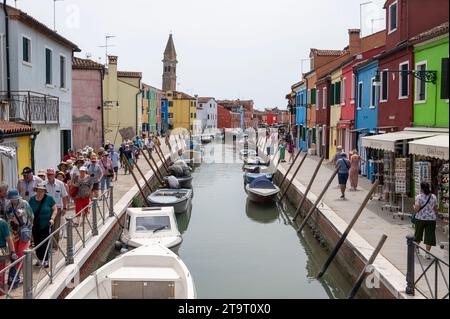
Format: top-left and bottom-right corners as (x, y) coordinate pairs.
(381, 152), (400, 212)
(438, 163), (449, 215)
(414, 161), (432, 196)
(395, 158), (411, 195)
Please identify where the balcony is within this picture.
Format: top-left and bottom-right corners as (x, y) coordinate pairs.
(0, 91), (59, 124)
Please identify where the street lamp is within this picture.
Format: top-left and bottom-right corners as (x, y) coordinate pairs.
(373, 69), (437, 86)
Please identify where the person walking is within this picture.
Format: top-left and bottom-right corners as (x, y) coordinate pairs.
(44, 169), (68, 245)
(17, 167), (43, 201)
(332, 146), (343, 164)
(0, 182), (8, 218)
(72, 167), (93, 226)
(99, 153), (114, 194)
(0, 216), (17, 296)
(108, 149), (120, 182)
(413, 182), (438, 259)
(288, 138), (295, 163)
(349, 149), (364, 191)
(336, 153), (351, 200)
(278, 138), (286, 163)
(29, 183), (57, 268)
(4, 190), (33, 289)
(86, 154), (103, 199)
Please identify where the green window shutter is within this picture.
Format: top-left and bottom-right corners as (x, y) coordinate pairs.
(311, 88), (316, 104)
(312, 128), (316, 143)
(330, 84), (335, 106)
(441, 58), (449, 100)
(336, 82), (341, 105)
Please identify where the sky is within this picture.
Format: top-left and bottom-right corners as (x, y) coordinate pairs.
(13, 0), (386, 110)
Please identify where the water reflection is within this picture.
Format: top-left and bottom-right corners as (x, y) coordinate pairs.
(245, 199), (280, 224)
(176, 203), (192, 234)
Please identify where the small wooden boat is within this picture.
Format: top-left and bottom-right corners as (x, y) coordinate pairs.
(244, 172), (273, 184)
(201, 136), (213, 144)
(243, 156), (270, 166)
(246, 176), (280, 204)
(147, 189), (193, 214)
(66, 244), (196, 299)
(242, 165), (270, 174)
(164, 175), (194, 189)
(119, 207), (182, 252)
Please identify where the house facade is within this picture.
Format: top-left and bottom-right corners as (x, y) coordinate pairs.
(328, 68), (342, 160)
(165, 91), (197, 131)
(103, 56), (142, 146)
(0, 5), (80, 169)
(72, 57), (104, 150)
(198, 97), (218, 131)
(293, 81), (307, 150)
(217, 104), (231, 128)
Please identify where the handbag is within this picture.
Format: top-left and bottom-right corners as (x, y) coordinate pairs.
(411, 195), (432, 224)
(12, 206), (32, 242)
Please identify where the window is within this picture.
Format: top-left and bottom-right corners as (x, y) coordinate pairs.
(399, 62), (409, 98)
(335, 81), (341, 105)
(167, 66), (171, 72)
(351, 74), (356, 103)
(370, 78), (377, 108)
(60, 55), (66, 88)
(357, 82), (363, 109)
(389, 1), (398, 33)
(45, 48), (52, 85)
(311, 88), (316, 105)
(441, 58), (449, 100)
(322, 87), (327, 109)
(22, 36), (31, 64)
(168, 113), (173, 118)
(135, 216), (171, 232)
(168, 101), (173, 107)
(342, 78), (346, 104)
(330, 83), (335, 106)
(316, 89), (319, 110)
(380, 70), (388, 102)
(415, 62), (427, 102)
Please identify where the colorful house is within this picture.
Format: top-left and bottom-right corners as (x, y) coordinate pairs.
(165, 91), (197, 131)
(377, 0), (449, 131)
(305, 71), (317, 153)
(161, 97), (169, 134)
(156, 90), (164, 133)
(411, 23), (449, 128)
(354, 59), (379, 176)
(293, 81), (307, 150)
(328, 68), (342, 160)
(217, 104), (231, 128)
(72, 57), (105, 150)
(103, 56), (142, 146)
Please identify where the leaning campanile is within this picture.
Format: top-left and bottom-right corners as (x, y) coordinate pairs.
(162, 33), (178, 92)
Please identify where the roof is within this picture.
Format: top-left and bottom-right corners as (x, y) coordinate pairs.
(72, 57), (104, 70)
(169, 91), (196, 100)
(198, 97), (215, 103)
(117, 71), (142, 78)
(6, 5), (80, 52)
(311, 48), (346, 57)
(0, 120), (36, 135)
(410, 22), (449, 45)
(164, 34), (177, 60)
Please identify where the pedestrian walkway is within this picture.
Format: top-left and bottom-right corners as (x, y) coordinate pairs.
(277, 151), (449, 299)
(4, 144), (171, 299)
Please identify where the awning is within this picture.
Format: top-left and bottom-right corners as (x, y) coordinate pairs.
(361, 131), (438, 152)
(350, 128), (368, 133)
(409, 134), (449, 160)
(337, 120), (353, 129)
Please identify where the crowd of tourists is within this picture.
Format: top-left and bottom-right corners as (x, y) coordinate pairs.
(0, 133), (161, 295)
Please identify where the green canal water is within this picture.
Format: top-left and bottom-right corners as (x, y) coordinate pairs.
(174, 141), (354, 299)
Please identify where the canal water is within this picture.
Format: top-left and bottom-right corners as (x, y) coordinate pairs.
(174, 140), (354, 299)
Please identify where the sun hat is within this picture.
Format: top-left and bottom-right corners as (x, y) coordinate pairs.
(56, 171), (65, 178)
(37, 169), (46, 176)
(7, 189), (21, 200)
(33, 182), (47, 192)
(80, 166), (88, 172)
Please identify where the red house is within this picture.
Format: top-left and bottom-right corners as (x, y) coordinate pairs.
(217, 104), (231, 128)
(377, 0), (449, 131)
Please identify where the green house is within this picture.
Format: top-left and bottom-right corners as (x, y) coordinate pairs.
(412, 26), (449, 128)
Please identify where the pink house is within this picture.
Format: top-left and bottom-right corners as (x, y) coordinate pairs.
(72, 57), (105, 150)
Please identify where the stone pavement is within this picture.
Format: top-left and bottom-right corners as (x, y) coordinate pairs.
(276, 151), (449, 299)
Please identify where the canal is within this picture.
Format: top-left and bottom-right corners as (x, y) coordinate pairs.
(173, 140), (354, 299)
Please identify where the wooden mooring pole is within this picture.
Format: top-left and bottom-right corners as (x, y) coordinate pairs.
(154, 141), (170, 172)
(140, 148), (164, 185)
(278, 151), (305, 191)
(147, 147), (167, 182)
(133, 157), (154, 193)
(292, 157), (324, 221)
(317, 180), (380, 278)
(296, 167), (339, 233)
(121, 153), (151, 206)
(347, 234), (388, 299)
(278, 153), (309, 203)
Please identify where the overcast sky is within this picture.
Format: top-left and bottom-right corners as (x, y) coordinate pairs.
(14, 0), (385, 110)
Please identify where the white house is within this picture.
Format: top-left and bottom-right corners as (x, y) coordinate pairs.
(198, 97), (217, 132)
(0, 4), (80, 170)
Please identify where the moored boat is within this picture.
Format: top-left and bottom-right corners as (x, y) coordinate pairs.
(245, 176), (280, 204)
(147, 189), (193, 214)
(164, 175), (194, 189)
(244, 172), (273, 184)
(66, 244), (196, 299)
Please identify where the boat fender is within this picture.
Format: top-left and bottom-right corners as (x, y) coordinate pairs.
(114, 241), (123, 251)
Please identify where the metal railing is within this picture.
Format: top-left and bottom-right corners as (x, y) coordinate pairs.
(0, 91), (59, 124)
(0, 187), (114, 299)
(406, 235), (449, 299)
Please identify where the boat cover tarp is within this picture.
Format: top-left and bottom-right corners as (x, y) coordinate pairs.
(249, 176), (276, 189)
(245, 173), (273, 182)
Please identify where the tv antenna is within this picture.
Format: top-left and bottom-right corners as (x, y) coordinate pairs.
(99, 35), (116, 66)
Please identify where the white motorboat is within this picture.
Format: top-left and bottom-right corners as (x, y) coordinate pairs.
(119, 207), (182, 253)
(66, 244), (196, 299)
(245, 176), (280, 204)
(147, 189), (193, 214)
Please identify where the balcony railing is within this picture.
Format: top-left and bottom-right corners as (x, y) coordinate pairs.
(0, 91), (59, 124)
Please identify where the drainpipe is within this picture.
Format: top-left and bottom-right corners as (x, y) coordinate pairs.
(3, 0), (11, 99)
(100, 68), (105, 145)
(30, 131), (39, 172)
(135, 79), (143, 136)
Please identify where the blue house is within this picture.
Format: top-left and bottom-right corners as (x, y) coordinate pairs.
(161, 98), (169, 133)
(294, 81), (308, 151)
(354, 59), (379, 177)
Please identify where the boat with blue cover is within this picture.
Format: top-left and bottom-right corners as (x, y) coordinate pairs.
(245, 176), (280, 203)
(244, 173), (273, 184)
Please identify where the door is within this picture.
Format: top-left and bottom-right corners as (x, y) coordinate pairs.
(60, 130), (72, 160)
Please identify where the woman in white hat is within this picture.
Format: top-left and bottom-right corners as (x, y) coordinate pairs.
(29, 183), (57, 268)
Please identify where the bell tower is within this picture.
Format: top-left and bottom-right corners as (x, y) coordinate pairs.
(162, 34), (178, 92)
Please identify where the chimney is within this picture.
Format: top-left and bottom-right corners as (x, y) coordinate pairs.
(348, 29), (361, 55)
(108, 55), (118, 65)
(106, 55), (118, 105)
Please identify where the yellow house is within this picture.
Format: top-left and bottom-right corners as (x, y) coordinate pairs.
(165, 91), (198, 131)
(329, 68), (343, 161)
(103, 55), (142, 145)
(0, 120), (37, 186)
